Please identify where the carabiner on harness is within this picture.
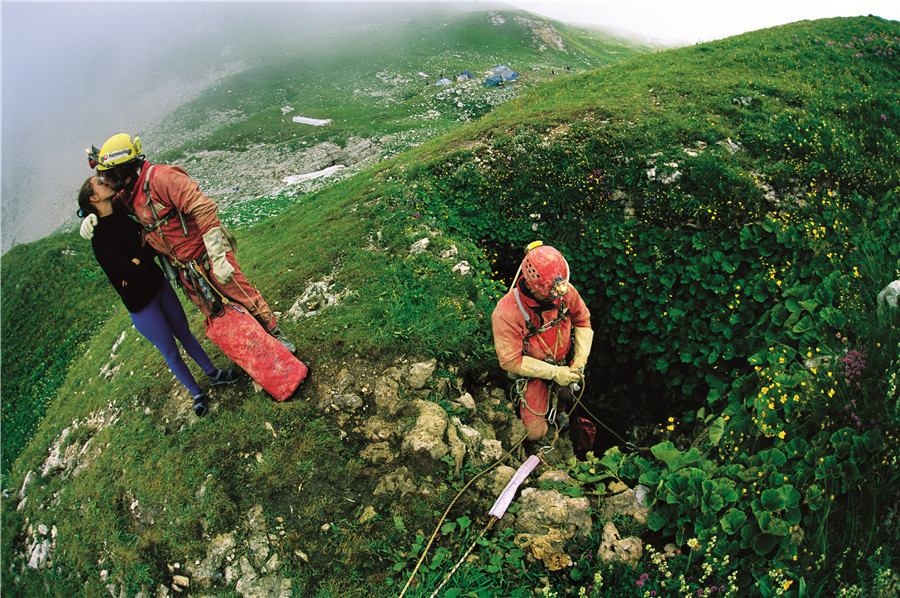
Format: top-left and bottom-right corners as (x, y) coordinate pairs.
(547, 392), (559, 424)
(511, 376), (529, 408)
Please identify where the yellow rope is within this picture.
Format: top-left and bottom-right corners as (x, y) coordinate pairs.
(427, 518), (496, 598)
(397, 418), (542, 598)
(398, 378), (587, 597)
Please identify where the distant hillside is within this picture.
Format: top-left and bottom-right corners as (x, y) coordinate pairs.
(139, 8), (657, 227)
(3, 15), (898, 598)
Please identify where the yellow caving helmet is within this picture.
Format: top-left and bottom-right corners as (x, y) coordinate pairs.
(95, 133), (142, 171)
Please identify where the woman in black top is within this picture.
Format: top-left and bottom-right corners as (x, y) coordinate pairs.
(77, 176), (237, 416)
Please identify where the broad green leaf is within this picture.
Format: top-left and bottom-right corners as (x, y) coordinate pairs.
(752, 532), (779, 555)
(651, 442), (685, 472)
(799, 299), (819, 313)
(639, 470), (662, 487)
(779, 485), (801, 509)
(758, 448), (787, 467)
(719, 508), (748, 534)
(760, 488), (785, 511)
(646, 509), (670, 532)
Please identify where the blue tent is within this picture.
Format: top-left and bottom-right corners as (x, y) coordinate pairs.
(484, 65), (518, 86)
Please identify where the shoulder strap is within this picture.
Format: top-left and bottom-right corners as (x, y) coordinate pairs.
(514, 288), (569, 334)
(143, 165), (188, 235)
(513, 287), (537, 333)
(142, 164), (154, 197)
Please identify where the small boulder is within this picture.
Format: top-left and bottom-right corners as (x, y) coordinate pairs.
(358, 506), (378, 525)
(877, 280), (900, 319)
(474, 465), (516, 497)
(598, 521), (642, 568)
(400, 400), (449, 464)
(373, 467), (418, 497)
(410, 238), (430, 254)
(331, 394), (364, 413)
(600, 481), (650, 524)
(407, 360), (436, 389)
(360, 442), (395, 465)
(514, 488), (592, 550)
(374, 369), (402, 416)
(453, 392), (476, 412)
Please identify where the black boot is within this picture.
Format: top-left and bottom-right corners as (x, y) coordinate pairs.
(193, 393), (208, 418)
(271, 327), (296, 354)
(208, 368), (238, 387)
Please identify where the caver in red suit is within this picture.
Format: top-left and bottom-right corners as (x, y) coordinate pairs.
(81, 134), (293, 353)
(118, 162), (278, 331)
(491, 244), (593, 441)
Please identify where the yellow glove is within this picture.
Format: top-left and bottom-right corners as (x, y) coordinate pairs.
(202, 227), (235, 285)
(519, 356), (582, 386)
(570, 327), (594, 371)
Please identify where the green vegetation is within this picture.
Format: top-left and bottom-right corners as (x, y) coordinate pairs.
(5, 8), (639, 479)
(152, 9), (652, 159)
(3, 12), (899, 598)
(0, 235), (117, 473)
(397, 15), (900, 597)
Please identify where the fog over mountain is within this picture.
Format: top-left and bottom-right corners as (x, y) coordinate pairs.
(0, 2), (495, 254)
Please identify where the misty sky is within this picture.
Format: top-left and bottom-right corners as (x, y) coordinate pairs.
(2, 1), (898, 254)
(507, 0), (900, 43)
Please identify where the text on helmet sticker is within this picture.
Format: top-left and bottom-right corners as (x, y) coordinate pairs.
(101, 148), (133, 163)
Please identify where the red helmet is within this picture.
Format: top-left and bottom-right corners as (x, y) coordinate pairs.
(521, 243), (569, 298)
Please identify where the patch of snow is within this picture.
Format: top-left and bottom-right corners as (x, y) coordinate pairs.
(292, 116), (332, 126)
(281, 165), (346, 185)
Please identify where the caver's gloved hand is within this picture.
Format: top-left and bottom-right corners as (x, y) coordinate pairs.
(519, 356), (582, 386)
(570, 327), (594, 372)
(80, 213), (98, 240)
(202, 227), (234, 285)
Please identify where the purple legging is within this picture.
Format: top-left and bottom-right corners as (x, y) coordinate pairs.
(129, 282), (216, 396)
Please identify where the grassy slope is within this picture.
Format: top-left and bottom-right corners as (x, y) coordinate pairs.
(378, 14), (900, 595)
(152, 9), (654, 155)
(3, 13), (899, 598)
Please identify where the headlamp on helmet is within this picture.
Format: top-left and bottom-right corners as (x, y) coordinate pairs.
(85, 146), (101, 169)
(521, 241), (570, 298)
(550, 276), (569, 298)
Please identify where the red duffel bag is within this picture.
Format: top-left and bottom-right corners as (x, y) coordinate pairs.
(204, 302), (308, 401)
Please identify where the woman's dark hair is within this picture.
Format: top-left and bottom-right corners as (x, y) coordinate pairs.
(76, 177), (97, 218)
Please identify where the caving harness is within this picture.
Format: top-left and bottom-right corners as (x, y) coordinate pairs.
(509, 281), (572, 421)
(138, 164), (238, 316)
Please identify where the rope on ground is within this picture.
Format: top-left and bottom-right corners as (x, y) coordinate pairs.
(399, 372), (653, 596)
(397, 418), (541, 598)
(398, 378), (587, 598)
(427, 517), (496, 598)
